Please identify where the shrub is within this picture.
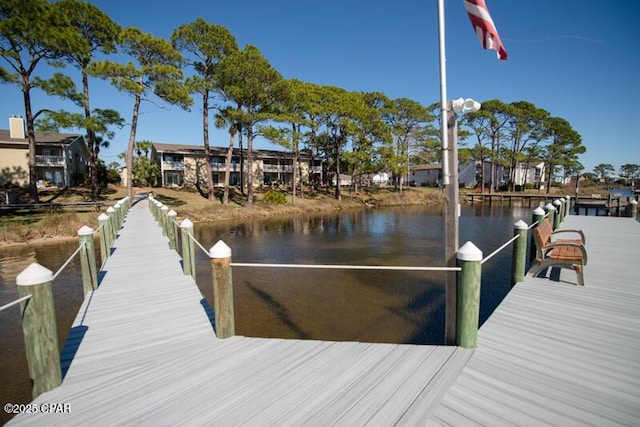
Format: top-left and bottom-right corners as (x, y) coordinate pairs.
(263, 190), (287, 204)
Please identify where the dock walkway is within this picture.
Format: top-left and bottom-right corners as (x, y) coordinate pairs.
(10, 200), (640, 425)
(9, 197), (471, 426)
(428, 215), (640, 426)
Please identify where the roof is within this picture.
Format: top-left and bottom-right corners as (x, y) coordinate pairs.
(0, 129), (83, 146)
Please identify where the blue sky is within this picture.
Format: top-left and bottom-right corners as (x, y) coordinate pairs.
(1, 0), (638, 174)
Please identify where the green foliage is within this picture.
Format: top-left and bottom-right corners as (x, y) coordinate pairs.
(263, 190), (287, 204)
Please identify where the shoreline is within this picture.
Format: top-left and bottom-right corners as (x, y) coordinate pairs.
(0, 190), (444, 249)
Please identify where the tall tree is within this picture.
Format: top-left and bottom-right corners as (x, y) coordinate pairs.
(620, 164), (639, 185)
(53, 0), (122, 198)
(382, 97), (434, 192)
(216, 45), (282, 204)
(0, 0), (79, 201)
(463, 99), (513, 192)
(214, 107), (241, 204)
(90, 27), (192, 199)
(593, 163), (615, 183)
(541, 117), (585, 193)
(505, 101), (549, 190)
(171, 18), (238, 201)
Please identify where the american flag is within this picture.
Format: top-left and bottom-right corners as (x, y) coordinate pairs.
(463, 0), (508, 60)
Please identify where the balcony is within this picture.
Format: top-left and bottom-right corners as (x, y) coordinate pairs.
(35, 155), (64, 166)
(263, 164), (293, 173)
(162, 161), (185, 170)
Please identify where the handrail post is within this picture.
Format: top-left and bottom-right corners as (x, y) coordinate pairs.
(78, 226), (98, 294)
(630, 200), (638, 219)
(16, 263), (62, 398)
(167, 210), (177, 250)
(511, 220), (528, 286)
(106, 206), (117, 242)
(180, 219), (196, 279)
(456, 241), (482, 349)
(531, 207), (545, 262)
(553, 199), (562, 228)
(210, 240), (235, 338)
(564, 196), (571, 219)
(98, 213), (112, 265)
(160, 205), (169, 236)
(544, 203), (556, 230)
(558, 198), (566, 222)
(114, 202), (122, 230)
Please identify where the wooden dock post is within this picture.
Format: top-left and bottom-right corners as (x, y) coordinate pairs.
(106, 207), (117, 241)
(114, 203), (122, 230)
(167, 210), (177, 250)
(160, 205), (169, 236)
(180, 219), (196, 279)
(530, 207), (545, 262)
(511, 220), (528, 286)
(456, 241), (482, 349)
(98, 213), (112, 265)
(78, 226), (98, 294)
(544, 203), (556, 230)
(16, 263), (62, 399)
(564, 196), (571, 219)
(210, 240), (235, 339)
(630, 200), (638, 219)
(553, 199), (562, 227)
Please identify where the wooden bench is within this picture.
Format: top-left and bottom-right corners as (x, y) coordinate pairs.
(527, 217), (588, 286)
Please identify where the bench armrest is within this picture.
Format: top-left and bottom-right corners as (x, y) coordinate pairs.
(543, 242), (588, 266)
(551, 229), (586, 244)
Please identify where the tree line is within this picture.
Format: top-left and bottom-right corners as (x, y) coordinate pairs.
(1, 0), (587, 203)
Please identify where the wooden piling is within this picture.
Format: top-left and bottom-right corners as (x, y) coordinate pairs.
(106, 207), (117, 241)
(16, 263), (62, 399)
(511, 220), (528, 286)
(78, 226), (98, 294)
(630, 200), (638, 219)
(553, 199), (562, 228)
(98, 213), (111, 266)
(167, 210), (177, 250)
(160, 205), (169, 236)
(456, 241), (482, 349)
(531, 207), (545, 262)
(210, 240), (235, 339)
(180, 219), (196, 279)
(544, 203), (556, 230)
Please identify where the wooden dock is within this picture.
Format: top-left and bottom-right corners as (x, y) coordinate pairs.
(8, 198), (640, 425)
(428, 215), (640, 426)
(8, 197), (472, 425)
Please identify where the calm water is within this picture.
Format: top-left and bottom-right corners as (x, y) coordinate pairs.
(0, 203), (534, 421)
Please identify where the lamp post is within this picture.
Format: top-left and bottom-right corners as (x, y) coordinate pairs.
(443, 97), (481, 345)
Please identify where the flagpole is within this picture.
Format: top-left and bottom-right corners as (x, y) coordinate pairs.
(437, 0), (458, 346)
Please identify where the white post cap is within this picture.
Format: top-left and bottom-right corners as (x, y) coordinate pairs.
(457, 241), (483, 261)
(514, 220), (528, 230)
(78, 225), (94, 236)
(545, 203), (556, 211)
(106, 207), (115, 213)
(533, 207), (545, 215)
(17, 263), (53, 286)
(98, 213), (109, 221)
(209, 240), (232, 259)
(161, 205), (169, 211)
(180, 218), (193, 228)
(168, 209), (177, 217)
(631, 200), (638, 205)
(553, 199), (562, 206)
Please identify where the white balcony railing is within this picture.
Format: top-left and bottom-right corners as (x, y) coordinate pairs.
(163, 161), (185, 170)
(35, 155), (64, 166)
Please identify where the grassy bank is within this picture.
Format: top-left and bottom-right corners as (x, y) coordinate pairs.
(0, 186), (444, 247)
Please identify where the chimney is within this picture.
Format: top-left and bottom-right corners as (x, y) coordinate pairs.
(9, 116), (25, 139)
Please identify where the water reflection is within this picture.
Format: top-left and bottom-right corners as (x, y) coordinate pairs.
(192, 204), (533, 346)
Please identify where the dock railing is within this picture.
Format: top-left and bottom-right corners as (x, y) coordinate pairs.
(3, 197), (130, 399)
